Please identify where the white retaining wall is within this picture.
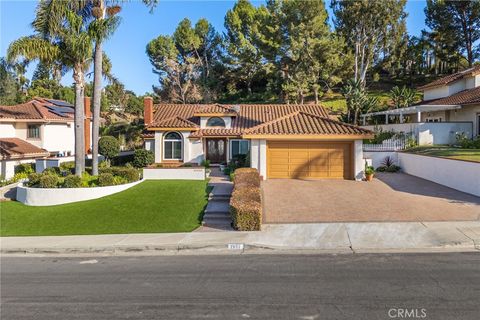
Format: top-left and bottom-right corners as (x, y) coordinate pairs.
(143, 167), (205, 180)
(16, 180), (143, 206)
(398, 153), (480, 197)
(363, 151), (399, 168)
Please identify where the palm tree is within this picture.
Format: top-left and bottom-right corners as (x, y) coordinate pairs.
(8, 6), (93, 176)
(90, 1), (121, 176)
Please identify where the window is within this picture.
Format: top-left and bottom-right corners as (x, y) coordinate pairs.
(230, 140), (250, 158)
(27, 125), (40, 139)
(206, 117), (226, 127)
(164, 132), (182, 160)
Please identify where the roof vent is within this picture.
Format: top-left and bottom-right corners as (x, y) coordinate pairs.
(232, 105), (240, 113)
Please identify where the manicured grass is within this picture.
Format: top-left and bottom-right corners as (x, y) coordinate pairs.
(405, 146), (480, 163)
(1, 180), (211, 236)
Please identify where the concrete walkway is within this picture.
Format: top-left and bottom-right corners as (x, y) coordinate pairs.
(2, 221), (480, 255)
(196, 167), (233, 232)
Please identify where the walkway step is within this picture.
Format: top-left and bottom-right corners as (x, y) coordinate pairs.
(208, 194), (231, 201)
(203, 212), (230, 219)
(204, 200), (230, 215)
(202, 216), (232, 226)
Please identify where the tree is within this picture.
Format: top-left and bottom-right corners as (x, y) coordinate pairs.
(90, 1), (121, 176)
(425, 0), (480, 67)
(8, 2), (94, 176)
(98, 135), (120, 166)
(132, 149), (154, 168)
(341, 79), (378, 125)
(331, 0), (407, 85)
(0, 58), (21, 105)
(390, 86), (416, 109)
(224, 0), (263, 95)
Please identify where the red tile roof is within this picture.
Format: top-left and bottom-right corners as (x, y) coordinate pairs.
(0, 138), (49, 160)
(417, 86), (480, 106)
(193, 104), (238, 115)
(418, 65), (480, 90)
(148, 103), (371, 138)
(0, 98), (74, 122)
(243, 111), (373, 136)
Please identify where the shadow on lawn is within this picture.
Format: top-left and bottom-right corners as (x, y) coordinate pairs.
(197, 185), (214, 224)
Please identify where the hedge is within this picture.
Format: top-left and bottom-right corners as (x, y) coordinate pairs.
(230, 168), (262, 231)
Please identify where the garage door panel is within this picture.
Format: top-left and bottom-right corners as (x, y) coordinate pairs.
(268, 141), (352, 180)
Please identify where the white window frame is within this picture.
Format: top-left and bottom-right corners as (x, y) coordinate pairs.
(163, 132), (183, 160)
(230, 139), (250, 159)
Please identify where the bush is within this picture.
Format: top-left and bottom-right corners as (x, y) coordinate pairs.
(59, 161), (75, 173)
(14, 163), (35, 174)
(99, 136), (120, 163)
(385, 165), (401, 172)
(26, 173), (42, 187)
(99, 167), (140, 183)
(39, 174), (59, 188)
(132, 149), (154, 168)
(230, 168), (262, 231)
(63, 175), (82, 188)
(200, 159), (210, 168)
(43, 167), (60, 175)
(233, 168), (261, 188)
(230, 187), (262, 231)
(98, 173), (115, 186)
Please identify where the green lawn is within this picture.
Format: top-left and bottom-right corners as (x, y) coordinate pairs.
(1, 180), (210, 236)
(405, 146), (480, 163)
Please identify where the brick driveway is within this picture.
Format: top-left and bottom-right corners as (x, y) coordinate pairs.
(262, 173), (480, 223)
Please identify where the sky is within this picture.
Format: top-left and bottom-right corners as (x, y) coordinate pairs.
(0, 0), (428, 95)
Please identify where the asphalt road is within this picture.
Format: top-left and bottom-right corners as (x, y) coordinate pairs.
(1, 253), (480, 320)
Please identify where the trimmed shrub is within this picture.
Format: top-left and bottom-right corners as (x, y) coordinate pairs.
(113, 175), (128, 185)
(230, 189), (262, 231)
(59, 161), (75, 173)
(132, 149), (154, 168)
(39, 174), (59, 188)
(100, 167), (140, 183)
(98, 173), (115, 186)
(233, 168), (261, 189)
(14, 163), (35, 174)
(63, 175), (82, 188)
(230, 168), (262, 231)
(99, 136), (120, 163)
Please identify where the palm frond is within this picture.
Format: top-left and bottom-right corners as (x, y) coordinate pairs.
(7, 36), (61, 64)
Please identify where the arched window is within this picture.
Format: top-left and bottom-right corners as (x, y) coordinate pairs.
(164, 132), (182, 160)
(206, 117), (226, 127)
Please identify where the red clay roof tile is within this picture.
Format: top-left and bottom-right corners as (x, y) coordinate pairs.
(0, 138), (49, 160)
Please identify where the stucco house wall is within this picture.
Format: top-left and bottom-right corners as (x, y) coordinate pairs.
(42, 122), (75, 154)
(0, 123), (15, 137)
(0, 158), (36, 180)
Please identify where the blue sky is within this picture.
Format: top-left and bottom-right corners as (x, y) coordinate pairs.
(0, 0), (428, 95)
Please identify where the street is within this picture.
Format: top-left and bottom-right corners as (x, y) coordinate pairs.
(1, 253), (480, 319)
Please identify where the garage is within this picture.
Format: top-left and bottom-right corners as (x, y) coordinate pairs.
(267, 141), (353, 179)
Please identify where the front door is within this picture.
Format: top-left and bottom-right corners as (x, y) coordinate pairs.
(206, 138), (227, 164)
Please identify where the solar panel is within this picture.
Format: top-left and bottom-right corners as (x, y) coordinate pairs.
(46, 106), (74, 118)
(46, 99), (74, 108)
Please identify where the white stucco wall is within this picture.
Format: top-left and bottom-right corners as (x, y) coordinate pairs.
(189, 138), (204, 164)
(445, 105), (480, 137)
(0, 123), (15, 137)
(154, 131), (162, 163)
(0, 158), (36, 180)
(144, 139), (155, 154)
(35, 156), (75, 173)
(398, 153), (480, 197)
(353, 140), (364, 181)
(424, 86), (450, 100)
(363, 151), (399, 168)
(249, 139), (267, 179)
(16, 180), (143, 206)
(42, 122), (75, 154)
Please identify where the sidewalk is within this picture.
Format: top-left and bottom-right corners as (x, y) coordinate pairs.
(2, 221), (480, 256)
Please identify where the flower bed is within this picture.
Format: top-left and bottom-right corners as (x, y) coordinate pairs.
(230, 168), (262, 231)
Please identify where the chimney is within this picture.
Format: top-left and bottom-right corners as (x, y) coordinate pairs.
(84, 96), (91, 154)
(144, 96), (154, 126)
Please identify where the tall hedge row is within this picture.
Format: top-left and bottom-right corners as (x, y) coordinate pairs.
(230, 168), (262, 231)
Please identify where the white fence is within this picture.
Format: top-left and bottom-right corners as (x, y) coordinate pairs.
(363, 138), (407, 151)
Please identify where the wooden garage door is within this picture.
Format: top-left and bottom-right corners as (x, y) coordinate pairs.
(267, 141), (352, 179)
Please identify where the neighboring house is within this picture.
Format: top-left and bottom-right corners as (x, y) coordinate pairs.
(361, 65), (480, 145)
(142, 98), (373, 180)
(0, 97), (92, 179)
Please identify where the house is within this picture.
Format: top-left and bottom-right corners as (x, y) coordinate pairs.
(0, 97), (92, 179)
(142, 98), (373, 180)
(361, 65), (480, 145)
